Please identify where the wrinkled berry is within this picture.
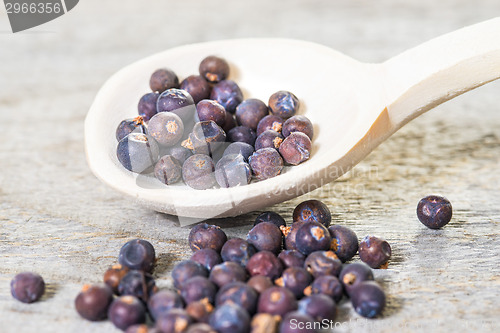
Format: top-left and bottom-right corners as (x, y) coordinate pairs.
(220, 238), (256, 267)
(119, 239), (156, 273)
(209, 262), (248, 288)
(161, 146), (192, 164)
(257, 286), (297, 316)
(210, 80), (243, 113)
(209, 304), (250, 333)
(150, 68), (179, 93)
(189, 223), (227, 252)
(154, 155), (183, 185)
(248, 148), (284, 181)
(148, 290), (184, 321)
(268, 91), (299, 119)
(191, 248), (222, 271)
(280, 311), (317, 333)
(118, 270), (157, 303)
(293, 200), (331, 227)
(246, 251), (283, 280)
(148, 112), (184, 147)
(304, 251), (342, 277)
(247, 222), (283, 254)
(117, 133), (160, 173)
(275, 267), (312, 299)
(222, 142), (254, 162)
(180, 276), (217, 304)
(199, 56), (230, 83)
(295, 222), (332, 256)
(155, 308), (193, 333)
(339, 262), (374, 296)
(108, 296), (146, 331)
(104, 264), (130, 294)
(182, 154), (217, 190)
(116, 116), (147, 142)
(227, 126), (256, 146)
(138, 92), (159, 121)
(278, 250), (305, 269)
(196, 100), (226, 128)
(185, 299), (213, 324)
(359, 236), (391, 269)
(75, 284), (114, 321)
(284, 221), (306, 251)
(10, 272), (45, 304)
(255, 130), (283, 151)
(282, 115), (314, 140)
(304, 275), (343, 303)
(246, 275), (274, 294)
(417, 195), (453, 229)
(235, 99), (269, 131)
(279, 132), (312, 165)
(349, 281), (386, 318)
(328, 225), (358, 262)
(180, 75), (211, 103)
(171, 260), (208, 289)
(298, 294), (336, 321)
(256, 115), (284, 136)
(215, 154), (252, 188)
(216, 281), (259, 314)
(157, 88), (196, 123)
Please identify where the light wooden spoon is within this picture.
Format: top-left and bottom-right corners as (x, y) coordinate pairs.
(85, 18), (500, 223)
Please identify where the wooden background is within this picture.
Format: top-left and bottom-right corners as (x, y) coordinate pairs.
(0, 1), (499, 332)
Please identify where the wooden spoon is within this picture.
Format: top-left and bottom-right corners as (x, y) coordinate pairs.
(85, 18), (500, 222)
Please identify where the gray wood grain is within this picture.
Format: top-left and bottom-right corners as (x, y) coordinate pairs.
(0, 0), (499, 332)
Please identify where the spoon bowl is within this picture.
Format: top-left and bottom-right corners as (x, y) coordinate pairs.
(85, 18), (500, 222)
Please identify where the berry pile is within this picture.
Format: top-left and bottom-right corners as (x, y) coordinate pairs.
(115, 56), (315, 189)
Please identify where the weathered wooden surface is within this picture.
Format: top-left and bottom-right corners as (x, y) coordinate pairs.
(1, 1), (499, 332)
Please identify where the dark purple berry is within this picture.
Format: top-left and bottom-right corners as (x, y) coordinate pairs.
(196, 100), (226, 128)
(148, 290), (184, 321)
(209, 304), (250, 333)
(279, 132), (312, 165)
(257, 286), (297, 316)
(359, 236), (391, 269)
(190, 248), (222, 271)
(304, 275), (343, 303)
(75, 284), (113, 321)
(180, 276), (217, 304)
(161, 146), (192, 164)
(284, 221), (306, 251)
(250, 313), (278, 333)
(278, 250), (305, 268)
(154, 155), (182, 185)
(171, 260), (209, 289)
(215, 154), (252, 188)
(183, 121), (226, 156)
(138, 92), (159, 121)
(282, 115), (314, 140)
(188, 223), (227, 252)
(119, 239), (156, 273)
(256, 115), (284, 136)
(339, 262), (374, 296)
(246, 251), (283, 280)
(222, 110), (237, 133)
(235, 99), (269, 131)
(148, 112), (184, 147)
(10, 272), (45, 303)
(117, 133), (160, 173)
(328, 225), (359, 262)
(199, 56), (230, 83)
(246, 275), (274, 294)
(185, 299), (213, 324)
(210, 80), (243, 113)
(215, 281), (258, 314)
(104, 264), (130, 294)
(293, 200), (331, 227)
(220, 238), (256, 267)
(268, 91), (299, 119)
(280, 312), (317, 333)
(180, 75), (211, 103)
(108, 296), (146, 331)
(182, 154), (217, 190)
(275, 267), (312, 299)
(223, 142), (254, 161)
(298, 294), (336, 321)
(150, 68), (179, 93)
(248, 148), (284, 181)
(209, 262), (248, 288)
(304, 251), (342, 277)
(118, 270), (157, 303)
(155, 308), (193, 333)
(295, 222), (332, 256)
(227, 126), (256, 146)
(157, 88), (196, 123)
(247, 222), (283, 254)
(255, 130), (283, 151)
(116, 116), (147, 142)
(417, 195), (453, 229)
(349, 281), (386, 318)
(254, 211), (286, 229)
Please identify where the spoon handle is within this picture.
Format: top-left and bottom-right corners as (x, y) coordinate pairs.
(382, 17), (500, 129)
